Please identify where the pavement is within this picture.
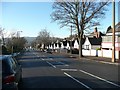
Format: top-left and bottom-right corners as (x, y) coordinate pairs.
(53, 52), (120, 66)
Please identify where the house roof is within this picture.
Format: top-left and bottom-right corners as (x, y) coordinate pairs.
(88, 37), (102, 45)
(77, 38), (85, 45)
(106, 22), (120, 33)
(62, 37), (85, 46)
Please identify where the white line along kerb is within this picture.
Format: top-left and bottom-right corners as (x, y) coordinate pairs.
(79, 69), (120, 88)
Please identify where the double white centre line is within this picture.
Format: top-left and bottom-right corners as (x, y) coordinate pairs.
(79, 69), (120, 88)
(46, 61), (56, 68)
(64, 72), (93, 90)
(61, 69), (78, 72)
(63, 69), (120, 89)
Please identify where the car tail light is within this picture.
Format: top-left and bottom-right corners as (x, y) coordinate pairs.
(3, 74), (15, 84)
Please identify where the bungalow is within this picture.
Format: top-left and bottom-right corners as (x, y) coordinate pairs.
(83, 37), (102, 50)
(62, 39), (67, 48)
(74, 39), (79, 49)
(61, 41), (64, 49)
(83, 27), (103, 50)
(74, 38), (85, 49)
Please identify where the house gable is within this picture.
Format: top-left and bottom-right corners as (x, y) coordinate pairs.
(106, 22), (120, 35)
(84, 37), (91, 45)
(83, 37), (102, 50)
(74, 40), (79, 49)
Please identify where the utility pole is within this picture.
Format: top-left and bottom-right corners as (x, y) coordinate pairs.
(70, 25), (72, 54)
(112, 0), (115, 62)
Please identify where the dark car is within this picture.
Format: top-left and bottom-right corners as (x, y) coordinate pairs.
(46, 49), (52, 54)
(1, 55), (22, 90)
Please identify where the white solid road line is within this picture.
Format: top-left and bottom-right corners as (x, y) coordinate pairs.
(46, 61), (56, 68)
(57, 61), (69, 66)
(49, 58), (53, 60)
(33, 53), (55, 69)
(41, 58), (45, 61)
(37, 55), (40, 58)
(55, 64), (69, 67)
(41, 58), (56, 68)
(61, 69), (78, 71)
(58, 61), (65, 64)
(79, 69), (120, 88)
(64, 72), (93, 90)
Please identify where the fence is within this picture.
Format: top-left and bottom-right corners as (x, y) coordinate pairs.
(82, 49), (120, 59)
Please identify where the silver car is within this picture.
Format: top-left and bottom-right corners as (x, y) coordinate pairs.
(1, 55), (22, 90)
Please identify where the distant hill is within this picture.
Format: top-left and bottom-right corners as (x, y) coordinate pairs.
(24, 37), (36, 44)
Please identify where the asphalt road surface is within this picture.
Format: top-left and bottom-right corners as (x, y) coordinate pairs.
(18, 50), (120, 90)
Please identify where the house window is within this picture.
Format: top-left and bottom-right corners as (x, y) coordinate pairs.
(86, 45), (89, 50)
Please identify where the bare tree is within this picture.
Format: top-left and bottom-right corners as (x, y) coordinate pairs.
(6, 37), (27, 53)
(51, 0), (109, 58)
(36, 29), (51, 49)
(0, 27), (5, 45)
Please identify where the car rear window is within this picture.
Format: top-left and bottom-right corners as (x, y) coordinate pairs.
(2, 56), (19, 75)
(2, 58), (11, 74)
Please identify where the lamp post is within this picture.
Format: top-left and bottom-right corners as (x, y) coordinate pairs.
(17, 31), (22, 38)
(112, 0), (115, 62)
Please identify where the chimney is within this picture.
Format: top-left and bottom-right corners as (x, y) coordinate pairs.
(94, 27), (98, 38)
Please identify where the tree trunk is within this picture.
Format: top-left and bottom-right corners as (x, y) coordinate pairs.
(78, 31), (83, 59)
(75, 15), (83, 59)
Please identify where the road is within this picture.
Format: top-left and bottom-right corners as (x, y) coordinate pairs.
(18, 50), (120, 90)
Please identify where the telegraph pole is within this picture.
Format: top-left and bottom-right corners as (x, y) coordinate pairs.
(70, 25), (72, 54)
(112, 0), (115, 62)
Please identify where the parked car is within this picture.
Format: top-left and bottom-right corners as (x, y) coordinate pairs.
(11, 52), (21, 59)
(1, 55), (22, 90)
(46, 49), (52, 54)
(71, 48), (79, 54)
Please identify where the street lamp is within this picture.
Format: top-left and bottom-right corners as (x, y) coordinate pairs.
(17, 31), (22, 38)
